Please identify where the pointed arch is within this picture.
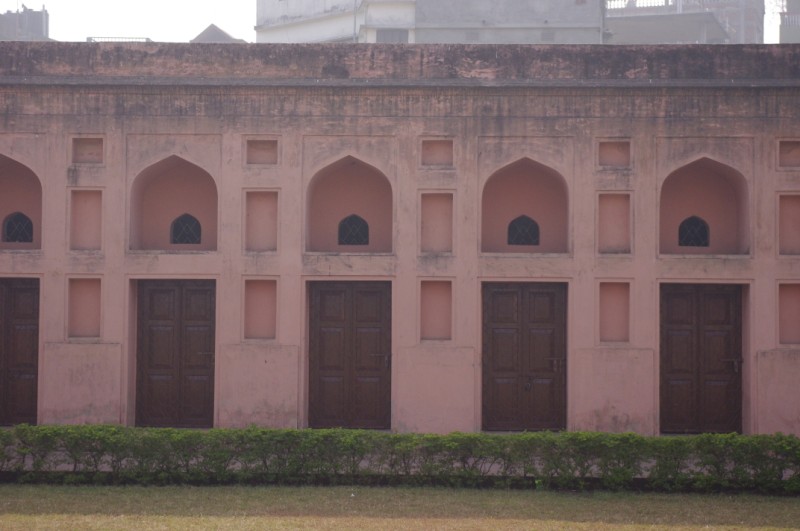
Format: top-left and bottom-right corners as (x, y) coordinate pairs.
(482, 158), (567, 253)
(130, 155), (218, 251)
(338, 214), (369, 245)
(0, 154), (42, 250)
(678, 216), (709, 247)
(307, 156), (392, 252)
(660, 157), (748, 254)
(507, 215), (539, 246)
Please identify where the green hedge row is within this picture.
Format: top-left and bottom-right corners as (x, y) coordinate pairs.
(1, 425), (798, 493)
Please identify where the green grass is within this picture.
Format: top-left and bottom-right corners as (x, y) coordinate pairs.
(0, 485), (798, 530)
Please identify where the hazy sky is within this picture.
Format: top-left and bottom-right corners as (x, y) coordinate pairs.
(1, 0), (256, 42)
(0, 1), (782, 43)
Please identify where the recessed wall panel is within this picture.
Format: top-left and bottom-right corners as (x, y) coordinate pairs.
(599, 282), (629, 343)
(420, 281), (452, 340)
(245, 191), (278, 252)
(244, 280), (277, 340)
(68, 278), (101, 338)
(598, 193), (631, 254)
(420, 193), (453, 253)
(70, 190), (102, 251)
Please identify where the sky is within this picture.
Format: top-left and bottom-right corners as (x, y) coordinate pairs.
(0, 0), (256, 42)
(0, 1), (783, 43)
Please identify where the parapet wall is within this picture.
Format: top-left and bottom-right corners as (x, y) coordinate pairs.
(1, 42), (799, 87)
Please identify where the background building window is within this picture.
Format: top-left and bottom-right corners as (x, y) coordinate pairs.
(376, 29), (409, 43)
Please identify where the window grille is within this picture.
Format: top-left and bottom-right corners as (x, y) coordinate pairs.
(338, 214), (369, 245)
(376, 29), (409, 43)
(2, 212), (33, 243)
(678, 216), (709, 247)
(507, 215), (540, 246)
(171, 214), (202, 244)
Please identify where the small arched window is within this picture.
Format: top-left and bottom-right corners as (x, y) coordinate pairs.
(507, 215), (539, 246)
(2, 212), (33, 243)
(171, 214), (202, 244)
(338, 214), (369, 245)
(678, 216), (709, 247)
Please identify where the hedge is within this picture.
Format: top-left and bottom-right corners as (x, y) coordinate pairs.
(0, 425), (798, 493)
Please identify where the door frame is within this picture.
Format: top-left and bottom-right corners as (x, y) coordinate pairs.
(134, 278), (217, 428)
(481, 281), (568, 432)
(307, 280), (392, 429)
(658, 282), (744, 434)
(0, 277), (40, 426)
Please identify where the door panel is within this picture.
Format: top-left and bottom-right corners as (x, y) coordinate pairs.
(660, 284), (742, 434)
(0, 279), (39, 426)
(137, 280), (215, 428)
(483, 283), (567, 431)
(309, 281), (391, 429)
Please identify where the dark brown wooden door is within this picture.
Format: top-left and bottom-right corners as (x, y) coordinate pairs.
(0, 278), (39, 426)
(136, 280), (215, 428)
(482, 283), (567, 431)
(309, 281), (391, 429)
(660, 284), (742, 434)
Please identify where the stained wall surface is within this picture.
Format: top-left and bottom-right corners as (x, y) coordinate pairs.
(0, 43), (799, 435)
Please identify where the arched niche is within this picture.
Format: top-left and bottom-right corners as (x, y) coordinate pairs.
(0, 154), (42, 250)
(659, 157), (748, 255)
(306, 156), (392, 253)
(130, 156), (218, 251)
(481, 158), (568, 253)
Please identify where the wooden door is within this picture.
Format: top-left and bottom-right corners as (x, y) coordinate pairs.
(136, 280), (215, 428)
(0, 278), (39, 426)
(309, 281), (391, 429)
(660, 284), (742, 434)
(482, 283), (567, 431)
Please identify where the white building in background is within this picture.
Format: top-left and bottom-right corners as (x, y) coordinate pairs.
(256, 0), (416, 43)
(782, 0), (800, 42)
(256, 0), (768, 44)
(255, 0), (604, 44)
(605, 0), (765, 44)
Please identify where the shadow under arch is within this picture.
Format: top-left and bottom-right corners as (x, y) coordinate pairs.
(306, 155), (393, 253)
(130, 155), (218, 251)
(660, 157), (748, 255)
(481, 157), (568, 253)
(0, 154), (43, 250)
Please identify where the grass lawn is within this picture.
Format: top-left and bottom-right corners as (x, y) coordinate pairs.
(0, 485), (798, 530)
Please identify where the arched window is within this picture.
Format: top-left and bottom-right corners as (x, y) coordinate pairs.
(170, 214), (202, 244)
(678, 216), (709, 247)
(338, 214), (369, 245)
(507, 215), (539, 246)
(2, 212), (33, 243)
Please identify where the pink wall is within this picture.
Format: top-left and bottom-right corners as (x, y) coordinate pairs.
(39, 343), (122, 424)
(0, 43), (798, 437)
